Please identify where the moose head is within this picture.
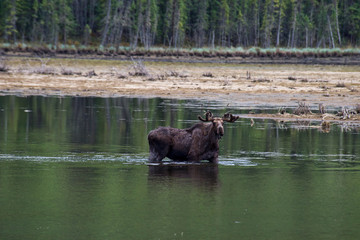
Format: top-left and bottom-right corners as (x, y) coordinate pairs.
(198, 111), (239, 139)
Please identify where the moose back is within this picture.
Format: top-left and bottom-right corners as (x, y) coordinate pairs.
(148, 111), (239, 163)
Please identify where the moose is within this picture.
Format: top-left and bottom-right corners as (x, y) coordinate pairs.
(148, 111), (239, 163)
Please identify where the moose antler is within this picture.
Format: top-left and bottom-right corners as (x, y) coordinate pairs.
(198, 111), (214, 122)
(222, 112), (239, 122)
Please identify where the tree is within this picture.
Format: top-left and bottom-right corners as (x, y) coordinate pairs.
(276, 0), (283, 46)
(194, 0), (207, 47)
(290, 0), (298, 48)
(315, 0), (328, 47)
(207, 0), (219, 48)
(107, 0), (133, 47)
(58, 0), (75, 44)
(348, 2), (360, 46)
(0, 0), (360, 48)
(31, 0), (40, 42)
(219, 0), (229, 47)
(333, 0), (341, 46)
(3, 0), (18, 42)
(16, 0), (33, 43)
(261, 0), (275, 48)
(84, 24), (92, 45)
(172, 0), (187, 48)
(100, 0), (112, 46)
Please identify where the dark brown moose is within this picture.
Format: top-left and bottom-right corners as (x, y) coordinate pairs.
(148, 111), (239, 163)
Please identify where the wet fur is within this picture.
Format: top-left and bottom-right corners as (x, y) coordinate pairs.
(148, 122), (221, 163)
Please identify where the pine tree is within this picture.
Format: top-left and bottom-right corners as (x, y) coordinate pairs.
(58, 0), (75, 44)
(101, 0), (112, 46)
(16, 0), (33, 43)
(348, 2), (360, 46)
(3, 0), (18, 42)
(261, 0), (275, 48)
(194, 0), (208, 47)
(207, 0), (219, 48)
(0, 0), (360, 48)
(31, 0), (40, 42)
(219, 0), (229, 47)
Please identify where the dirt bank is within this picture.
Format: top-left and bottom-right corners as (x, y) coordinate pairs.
(0, 56), (359, 109)
(3, 48), (360, 65)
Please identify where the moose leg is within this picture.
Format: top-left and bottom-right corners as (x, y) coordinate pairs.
(200, 150), (219, 163)
(187, 152), (200, 163)
(148, 132), (170, 162)
(208, 152), (219, 164)
(187, 143), (201, 162)
(149, 144), (169, 162)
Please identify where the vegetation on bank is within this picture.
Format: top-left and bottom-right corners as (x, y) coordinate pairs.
(1, 43), (360, 59)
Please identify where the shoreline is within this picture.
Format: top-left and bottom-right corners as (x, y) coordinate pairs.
(0, 55), (359, 113)
(2, 51), (360, 66)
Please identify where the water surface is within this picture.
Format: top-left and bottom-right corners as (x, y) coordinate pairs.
(1, 96), (360, 239)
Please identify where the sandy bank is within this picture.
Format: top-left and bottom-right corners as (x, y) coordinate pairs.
(0, 56), (359, 110)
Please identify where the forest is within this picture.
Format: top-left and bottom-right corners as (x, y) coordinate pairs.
(0, 0), (360, 50)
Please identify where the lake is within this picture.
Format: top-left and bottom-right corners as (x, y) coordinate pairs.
(1, 95), (360, 240)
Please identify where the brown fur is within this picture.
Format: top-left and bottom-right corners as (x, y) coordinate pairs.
(148, 112), (238, 163)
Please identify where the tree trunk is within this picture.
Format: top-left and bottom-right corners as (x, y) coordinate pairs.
(290, 1), (298, 48)
(309, 1), (315, 47)
(276, 0), (282, 47)
(327, 14), (335, 48)
(10, 0), (17, 43)
(265, 0), (275, 48)
(333, 0), (341, 46)
(172, 0), (181, 48)
(145, 0), (151, 49)
(237, 22), (242, 46)
(195, 0), (207, 48)
(254, 0), (260, 46)
(101, 0), (112, 46)
(317, 36), (323, 48)
(89, 0), (96, 29)
(287, 29), (291, 48)
(132, 1), (143, 49)
(211, 30), (215, 49)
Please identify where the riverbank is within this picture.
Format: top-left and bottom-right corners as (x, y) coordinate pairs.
(0, 56), (359, 111)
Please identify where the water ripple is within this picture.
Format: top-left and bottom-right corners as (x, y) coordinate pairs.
(219, 157), (258, 167)
(0, 153), (149, 164)
(0, 151), (358, 167)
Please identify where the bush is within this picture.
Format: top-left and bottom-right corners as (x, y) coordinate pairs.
(293, 102), (312, 115)
(128, 59), (149, 76)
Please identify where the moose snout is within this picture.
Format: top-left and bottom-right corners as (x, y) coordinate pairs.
(217, 126), (224, 137)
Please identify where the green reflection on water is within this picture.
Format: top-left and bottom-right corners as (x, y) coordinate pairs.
(0, 95), (360, 240)
(1, 95), (359, 163)
(1, 161), (360, 240)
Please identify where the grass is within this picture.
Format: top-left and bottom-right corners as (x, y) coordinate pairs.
(1, 42), (360, 59)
